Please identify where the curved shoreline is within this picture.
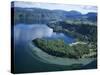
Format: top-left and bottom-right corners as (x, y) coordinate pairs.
(29, 42), (96, 66)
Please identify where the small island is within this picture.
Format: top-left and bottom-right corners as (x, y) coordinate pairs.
(32, 38), (96, 59)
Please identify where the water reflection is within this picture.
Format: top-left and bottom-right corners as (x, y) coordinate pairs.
(13, 24), (96, 73)
(14, 24), (75, 43)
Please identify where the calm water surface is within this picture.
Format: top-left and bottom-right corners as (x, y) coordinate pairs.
(13, 24), (96, 73)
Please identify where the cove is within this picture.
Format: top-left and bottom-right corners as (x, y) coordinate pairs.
(13, 24), (95, 73)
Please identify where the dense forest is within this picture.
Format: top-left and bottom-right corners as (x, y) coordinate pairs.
(47, 21), (97, 42)
(12, 7), (97, 25)
(12, 7), (97, 59)
(33, 38), (97, 59)
(12, 7), (97, 43)
(46, 21), (97, 59)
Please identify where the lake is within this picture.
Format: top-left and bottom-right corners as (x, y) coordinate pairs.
(13, 24), (96, 73)
(44, 32), (75, 44)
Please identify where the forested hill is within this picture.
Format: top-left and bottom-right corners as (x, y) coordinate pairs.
(12, 7), (97, 25)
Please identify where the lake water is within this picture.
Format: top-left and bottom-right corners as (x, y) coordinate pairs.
(13, 24), (96, 73)
(14, 24), (75, 44)
(44, 32), (75, 44)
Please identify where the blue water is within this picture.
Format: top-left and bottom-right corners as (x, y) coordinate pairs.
(45, 32), (75, 44)
(13, 24), (96, 73)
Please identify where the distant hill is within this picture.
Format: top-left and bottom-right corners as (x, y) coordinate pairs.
(85, 12), (97, 22)
(12, 7), (97, 24)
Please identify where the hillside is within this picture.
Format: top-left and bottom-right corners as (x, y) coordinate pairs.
(12, 7), (97, 24)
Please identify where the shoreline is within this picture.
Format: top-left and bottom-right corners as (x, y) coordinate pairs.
(29, 42), (96, 66)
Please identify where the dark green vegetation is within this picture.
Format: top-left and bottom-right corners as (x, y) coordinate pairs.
(12, 7), (97, 25)
(12, 7), (97, 46)
(47, 21), (97, 42)
(33, 38), (96, 59)
(13, 7), (97, 59)
(46, 21), (97, 59)
(12, 7), (97, 42)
